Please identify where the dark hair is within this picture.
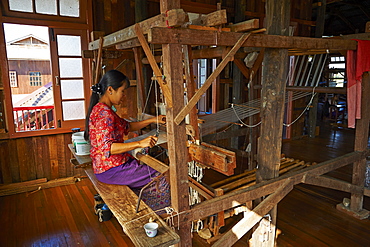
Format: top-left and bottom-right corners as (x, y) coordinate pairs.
(84, 70), (130, 140)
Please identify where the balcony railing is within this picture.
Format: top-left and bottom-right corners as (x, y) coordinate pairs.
(13, 105), (55, 132)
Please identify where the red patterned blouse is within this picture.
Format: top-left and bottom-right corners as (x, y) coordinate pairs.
(89, 102), (132, 174)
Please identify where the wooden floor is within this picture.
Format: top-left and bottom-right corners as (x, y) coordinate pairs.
(0, 123), (369, 246)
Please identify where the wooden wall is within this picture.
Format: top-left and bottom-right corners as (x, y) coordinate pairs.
(0, 133), (84, 184)
(92, 0), (268, 34)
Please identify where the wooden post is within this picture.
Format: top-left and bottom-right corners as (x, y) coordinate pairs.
(308, 95), (319, 138)
(254, 0), (290, 246)
(349, 72), (370, 216)
(184, 45), (200, 140)
(315, 0), (327, 38)
(160, 1), (192, 246)
(134, 24), (173, 108)
(135, 0), (147, 23)
(133, 47), (146, 119)
(174, 33), (251, 125)
(231, 0), (246, 149)
(308, 0), (327, 138)
(164, 45), (192, 246)
(134, 0), (148, 120)
(94, 37), (104, 85)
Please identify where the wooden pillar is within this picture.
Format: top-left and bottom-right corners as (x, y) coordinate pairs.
(134, 0), (148, 119)
(308, 0), (327, 138)
(184, 45), (200, 141)
(349, 72), (370, 216)
(135, 0), (147, 23)
(314, 0), (327, 38)
(133, 47), (146, 119)
(254, 0), (290, 246)
(160, 1), (192, 246)
(308, 95), (319, 138)
(231, 0), (247, 149)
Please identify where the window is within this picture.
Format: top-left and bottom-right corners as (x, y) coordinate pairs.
(53, 31), (87, 123)
(9, 71), (17, 87)
(0, 0), (90, 137)
(197, 59), (210, 113)
(328, 55), (345, 87)
(6, 0), (81, 18)
(29, 71), (42, 86)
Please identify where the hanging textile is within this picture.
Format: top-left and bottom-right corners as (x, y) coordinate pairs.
(346, 40), (370, 128)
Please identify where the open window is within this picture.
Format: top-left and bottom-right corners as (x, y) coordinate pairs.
(50, 28), (90, 130)
(2, 0), (87, 23)
(0, 0), (91, 137)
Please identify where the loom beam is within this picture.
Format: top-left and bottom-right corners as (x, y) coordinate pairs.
(188, 142), (236, 176)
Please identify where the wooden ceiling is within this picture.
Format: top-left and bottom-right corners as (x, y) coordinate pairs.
(313, 0), (370, 36)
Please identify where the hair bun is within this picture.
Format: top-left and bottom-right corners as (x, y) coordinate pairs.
(91, 84), (102, 94)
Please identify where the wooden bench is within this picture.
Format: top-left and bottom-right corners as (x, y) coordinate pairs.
(68, 144), (180, 247)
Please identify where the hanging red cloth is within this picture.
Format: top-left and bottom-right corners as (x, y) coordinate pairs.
(346, 40), (370, 128)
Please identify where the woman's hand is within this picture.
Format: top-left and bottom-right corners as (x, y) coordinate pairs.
(155, 115), (166, 125)
(129, 115), (166, 132)
(139, 135), (158, 148)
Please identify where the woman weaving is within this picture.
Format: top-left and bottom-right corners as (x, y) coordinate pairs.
(85, 70), (170, 211)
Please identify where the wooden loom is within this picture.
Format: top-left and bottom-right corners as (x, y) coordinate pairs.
(189, 155), (316, 243)
(85, 1), (370, 246)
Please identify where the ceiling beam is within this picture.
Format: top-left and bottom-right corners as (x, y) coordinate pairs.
(148, 27), (357, 50)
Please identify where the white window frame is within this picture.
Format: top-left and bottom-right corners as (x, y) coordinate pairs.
(29, 71), (42, 86)
(9, 71), (17, 87)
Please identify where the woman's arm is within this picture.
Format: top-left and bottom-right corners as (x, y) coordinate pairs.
(129, 115), (166, 132)
(110, 135), (158, 155)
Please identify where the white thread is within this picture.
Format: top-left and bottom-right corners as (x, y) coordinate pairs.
(141, 78), (155, 119)
(165, 207), (180, 230)
(154, 76), (161, 135)
(196, 219), (203, 232)
(122, 206), (186, 231)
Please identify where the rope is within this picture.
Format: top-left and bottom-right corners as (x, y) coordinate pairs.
(231, 103), (261, 128)
(283, 86), (317, 127)
(122, 206), (186, 231)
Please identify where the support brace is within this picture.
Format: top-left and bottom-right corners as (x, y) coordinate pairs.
(174, 32), (252, 125)
(212, 179), (293, 247)
(134, 23), (173, 107)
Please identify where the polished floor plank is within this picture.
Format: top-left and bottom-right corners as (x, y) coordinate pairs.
(59, 185), (91, 246)
(65, 182), (112, 246)
(0, 179), (135, 247)
(79, 184), (132, 247)
(54, 186), (86, 246)
(278, 123), (370, 247)
(278, 185), (370, 247)
(43, 187), (70, 246)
